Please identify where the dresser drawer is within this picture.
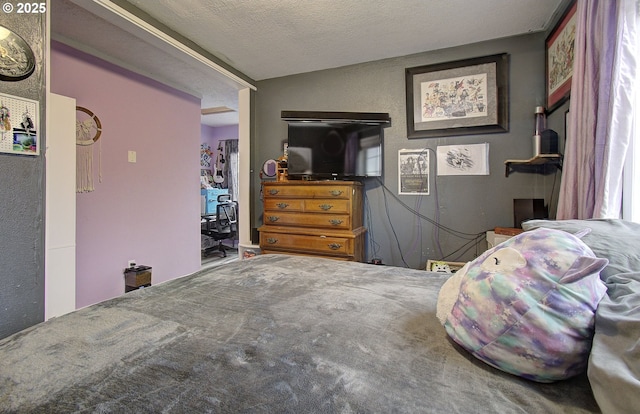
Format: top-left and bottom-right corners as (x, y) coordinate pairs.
(260, 231), (352, 256)
(260, 249), (353, 261)
(263, 184), (352, 199)
(264, 198), (304, 212)
(265, 198), (350, 215)
(302, 199), (350, 213)
(263, 212), (351, 229)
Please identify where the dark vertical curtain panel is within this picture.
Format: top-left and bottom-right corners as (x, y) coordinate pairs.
(222, 139), (239, 203)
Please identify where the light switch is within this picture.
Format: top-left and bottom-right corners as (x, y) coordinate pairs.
(128, 150), (136, 163)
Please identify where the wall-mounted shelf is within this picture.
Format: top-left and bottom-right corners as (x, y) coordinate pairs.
(504, 154), (563, 177)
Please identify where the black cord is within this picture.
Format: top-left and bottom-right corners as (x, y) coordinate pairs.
(375, 150), (491, 265)
(363, 191), (381, 261)
(548, 167), (560, 217)
(362, 144), (504, 267)
(376, 176), (482, 239)
(380, 180), (410, 267)
(441, 232), (487, 261)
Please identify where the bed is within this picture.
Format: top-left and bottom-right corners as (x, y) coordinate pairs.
(0, 219), (638, 413)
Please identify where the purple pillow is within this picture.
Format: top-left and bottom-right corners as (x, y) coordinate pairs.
(444, 227), (608, 382)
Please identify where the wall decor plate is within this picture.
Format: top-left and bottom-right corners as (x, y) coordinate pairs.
(0, 25), (36, 82)
(262, 159), (277, 177)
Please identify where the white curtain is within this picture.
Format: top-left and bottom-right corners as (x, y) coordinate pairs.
(557, 0), (638, 219)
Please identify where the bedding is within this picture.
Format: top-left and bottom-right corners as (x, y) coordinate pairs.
(0, 254), (598, 413)
(523, 219), (640, 413)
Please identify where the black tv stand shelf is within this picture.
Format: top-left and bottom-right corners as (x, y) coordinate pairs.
(504, 154), (563, 177)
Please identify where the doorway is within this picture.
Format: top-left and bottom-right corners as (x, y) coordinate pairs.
(200, 138), (240, 266)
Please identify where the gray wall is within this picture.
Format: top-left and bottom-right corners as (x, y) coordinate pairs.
(253, 33), (563, 269)
(0, 13), (46, 338)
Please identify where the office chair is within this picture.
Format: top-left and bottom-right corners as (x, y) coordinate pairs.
(204, 201), (237, 257)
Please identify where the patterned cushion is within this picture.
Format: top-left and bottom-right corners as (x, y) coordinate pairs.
(444, 227), (608, 382)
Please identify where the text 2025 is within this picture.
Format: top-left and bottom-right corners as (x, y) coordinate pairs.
(16, 2), (46, 13)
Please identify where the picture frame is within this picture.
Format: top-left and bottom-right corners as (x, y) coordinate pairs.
(436, 143), (490, 176)
(545, 0), (577, 114)
(398, 149), (429, 195)
(0, 92), (39, 156)
(405, 53), (509, 139)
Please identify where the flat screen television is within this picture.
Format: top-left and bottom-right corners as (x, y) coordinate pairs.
(283, 111), (390, 179)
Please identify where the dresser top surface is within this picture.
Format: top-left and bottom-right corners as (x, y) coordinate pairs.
(263, 180), (362, 186)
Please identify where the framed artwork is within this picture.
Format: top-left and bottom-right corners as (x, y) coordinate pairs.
(436, 143), (490, 176)
(398, 149), (429, 195)
(546, 0), (577, 114)
(405, 53), (509, 139)
(0, 92), (39, 156)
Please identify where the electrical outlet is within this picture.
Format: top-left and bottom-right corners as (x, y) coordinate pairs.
(128, 260), (136, 268)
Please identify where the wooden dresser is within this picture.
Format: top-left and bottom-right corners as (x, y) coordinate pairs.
(258, 181), (366, 261)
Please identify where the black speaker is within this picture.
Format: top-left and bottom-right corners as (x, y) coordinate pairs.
(514, 199), (547, 228)
(540, 129), (559, 154)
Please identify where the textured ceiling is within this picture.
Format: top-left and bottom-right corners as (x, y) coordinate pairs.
(51, 0), (564, 126)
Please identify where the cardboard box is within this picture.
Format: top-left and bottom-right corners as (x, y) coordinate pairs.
(124, 265), (152, 288)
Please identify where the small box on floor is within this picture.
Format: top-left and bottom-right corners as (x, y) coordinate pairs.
(239, 243), (261, 259)
(124, 265), (152, 292)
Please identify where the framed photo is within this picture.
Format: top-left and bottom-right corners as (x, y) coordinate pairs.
(0, 93), (39, 156)
(546, 0), (577, 114)
(405, 53), (509, 139)
(399, 149), (429, 195)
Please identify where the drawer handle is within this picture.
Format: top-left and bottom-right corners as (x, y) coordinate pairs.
(319, 204), (333, 211)
(266, 238), (278, 244)
(276, 203), (289, 209)
(267, 216), (280, 223)
(328, 243), (342, 250)
(329, 219), (343, 226)
(268, 189), (280, 195)
(329, 190), (343, 196)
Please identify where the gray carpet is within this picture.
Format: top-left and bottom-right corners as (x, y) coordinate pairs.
(0, 254), (598, 413)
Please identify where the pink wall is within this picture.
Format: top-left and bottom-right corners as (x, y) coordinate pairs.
(51, 42), (202, 308)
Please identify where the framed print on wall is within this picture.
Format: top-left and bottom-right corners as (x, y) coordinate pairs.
(546, 0), (577, 114)
(0, 92), (39, 156)
(399, 149), (430, 195)
(405, 53), (509, 139)
(436, 143), (490, 176)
